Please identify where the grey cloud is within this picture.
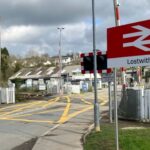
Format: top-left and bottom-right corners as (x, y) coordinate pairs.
(0, 0), (92, 26)
(0, 0), (149, 56)
(1, 0), (149, 27)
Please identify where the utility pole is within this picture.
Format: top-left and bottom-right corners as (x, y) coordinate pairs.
(92, 0), (100, 131)
(57, 27), (64, 95)
(112, 0), (120, 150)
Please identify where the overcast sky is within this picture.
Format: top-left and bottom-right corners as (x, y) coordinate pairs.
(0, 0), (149, 57)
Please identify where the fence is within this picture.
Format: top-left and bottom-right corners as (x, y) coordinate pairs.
(0, 86), (15, 104)
(47, 82), (81, 95)
(118, 88), (150, 122)
(47, 84), (59, 95)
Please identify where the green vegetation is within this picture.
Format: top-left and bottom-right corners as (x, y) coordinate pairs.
(0, 47), (23, 85)
(1, 47), (10, 81)
(0, 47), (57, 84)
(84, 122), (150, 150)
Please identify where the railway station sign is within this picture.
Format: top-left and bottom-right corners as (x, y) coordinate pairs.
(107, 19), (150, 68)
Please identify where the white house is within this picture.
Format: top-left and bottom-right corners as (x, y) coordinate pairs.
(62, 56), (72, 64)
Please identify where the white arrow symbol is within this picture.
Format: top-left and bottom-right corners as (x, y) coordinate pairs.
(123, 25), (150, 51)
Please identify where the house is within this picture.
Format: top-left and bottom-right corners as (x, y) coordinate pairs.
(9, 64), (103, 93)
(43, 60), (51, 66)
(62, 56), (72, 65)
(60, 65), (102, 89)
(9, 66), (59, 90)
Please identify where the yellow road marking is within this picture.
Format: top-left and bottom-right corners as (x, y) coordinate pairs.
(0, 101), (44, 116)
(67, 106), (93, 120)
(58, 105), (93, 123)
(57, 96), (71, 123)
(0, 96), (60, 113)
(80, 98), (92, 105)
(0, 105), (91, 119)
(0, 101), (39, 112)
(0, 95), (105, 124)
(0, 96), (60, 119)
(0, 117), (53, 124)
(7, 108), (65, 118)
(42, 97), (60, 108)
(100, 101), (108, 106)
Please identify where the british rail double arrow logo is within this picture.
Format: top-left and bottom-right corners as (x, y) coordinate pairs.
(123, 25), (150, 51)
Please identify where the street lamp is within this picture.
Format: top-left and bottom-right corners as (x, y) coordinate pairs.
(57, 27), (64, 95)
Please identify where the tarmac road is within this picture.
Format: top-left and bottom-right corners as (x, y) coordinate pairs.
(0, 89), (108, 150)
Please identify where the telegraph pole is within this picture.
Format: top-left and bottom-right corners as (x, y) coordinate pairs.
(57, 27), (64, 95)
(92, 0), (100, 131)
(113, 0), (120, 149)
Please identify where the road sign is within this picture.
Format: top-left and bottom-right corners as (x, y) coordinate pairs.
(82, 83), (88, 92)
(80, 51), (112, 74)
(107, 19), (150, 68)
(101, 73), (114, 82)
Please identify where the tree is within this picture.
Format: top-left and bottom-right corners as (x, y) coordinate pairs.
(1, 47), (10, 81)
(14, 61), (22, 73)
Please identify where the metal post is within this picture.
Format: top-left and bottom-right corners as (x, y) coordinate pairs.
(57, 27), (64, 95)
(122, 70), (126, 88)
(113, 0), (120, 149)
(92, 0), (100, 131)
(0, 17), (1, 84)
(108, 81), (113, 123)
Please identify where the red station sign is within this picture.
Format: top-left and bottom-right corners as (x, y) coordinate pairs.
(107, 19), (150, 68)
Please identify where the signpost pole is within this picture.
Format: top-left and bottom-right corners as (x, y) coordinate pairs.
(0, 17), (1, 85)
(108, 81), (113, 123)
(113, 0), (120, 149)
(92, 0), (100, 131)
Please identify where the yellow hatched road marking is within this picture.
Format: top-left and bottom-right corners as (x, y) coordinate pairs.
(0, 101), (44, 116)
(1, 105), (92, 120)
(57, 96), (71, 123)
(100, 101), (108, 106)
(0, 97), (60, 117)
(80, 98), (92, 105)
(0, 101), (40, 112)
(0, 96), (60, 117)
(42, 97), (60, 108)
(0, 95), (104, 124)
(58, 105), (93, 123)
(6, 108), (65, 118)
(0, 117), (53, 124)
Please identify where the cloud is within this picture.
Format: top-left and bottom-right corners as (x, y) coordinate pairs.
(0, 0), (149, 56)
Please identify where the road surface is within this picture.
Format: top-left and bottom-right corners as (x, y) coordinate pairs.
(0, 89), (108, 150)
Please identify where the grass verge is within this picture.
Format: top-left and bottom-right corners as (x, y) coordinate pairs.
(83, 121), (150, 150)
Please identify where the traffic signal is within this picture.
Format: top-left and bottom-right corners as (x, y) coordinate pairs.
(83, 54), (107, 71)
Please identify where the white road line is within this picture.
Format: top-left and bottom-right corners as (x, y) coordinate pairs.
(41, 124), (60, 137)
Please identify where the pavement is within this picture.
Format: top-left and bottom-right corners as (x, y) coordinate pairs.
(0, 88), (109, 150)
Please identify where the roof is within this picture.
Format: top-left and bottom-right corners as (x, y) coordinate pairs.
(51, 65), (81, 77)
(9, 66), (57, 80)
(62, 65), (81, 76)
